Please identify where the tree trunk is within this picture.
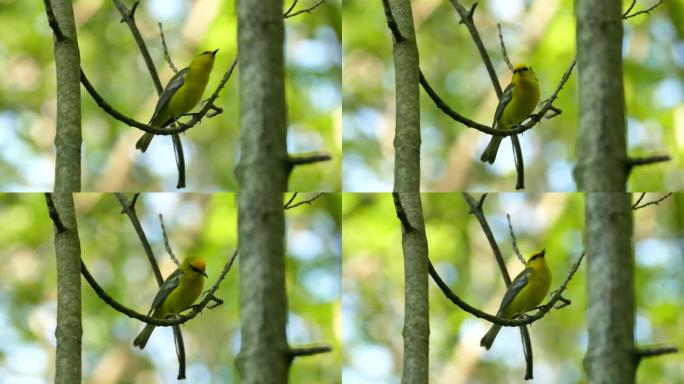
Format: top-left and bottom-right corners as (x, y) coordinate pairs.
(575, 0), (627, 191)
(583, 193), (635, 383)
(575, 0), (637, 382)
(390, 0), (421, 192)
(236, 0), (288, 192)
(235, 0), (289, 382)
(388, 0), (429, 382)
(49, 193), (83, 384)
(49, 0), (82, 192)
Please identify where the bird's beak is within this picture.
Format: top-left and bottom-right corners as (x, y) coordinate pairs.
(211, 49), (218, 56)
(538, 249), (546, 257)
(201, 270), (208, 278)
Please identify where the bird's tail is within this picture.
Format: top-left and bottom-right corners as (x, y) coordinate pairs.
(480, 136), (502, 164)
(480, 324), (501, 350)
(133, 323), (156, 349)
(135, 132), (154, 153)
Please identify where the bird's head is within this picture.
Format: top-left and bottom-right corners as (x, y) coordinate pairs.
(184, 257), (208, 278)
(526, 249), (546, 266)
(190, 49), (218, 71)
(512, 64), (536, 81)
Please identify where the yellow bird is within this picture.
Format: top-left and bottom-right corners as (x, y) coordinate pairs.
(136, 49), (218, 152)
(480, 249), (551, 350)
(133, 256), (208, 349)
(480, 64), (540, 164)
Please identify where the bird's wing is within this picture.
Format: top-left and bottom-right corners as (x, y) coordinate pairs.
(497, 266), (532, 315)
(492, 83), (515, 129)
(147, 268), (182, 315)
(149, 68), (189, 126)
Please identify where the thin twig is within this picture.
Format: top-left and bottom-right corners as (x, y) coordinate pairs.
(158, 22), (178, 73)
(287, 345), (333, 359)
(449, 0), (502, 96)
(462, 193), (510, 284)
(284, 193), (324, 210)
(626, 155), (671, 169)
(288, 153), (332, 167)
(497, 24), (513, 71)
(622, 0), (638, 18)
(42, 0), (66, 41)
(632, 193), (672, 210)
(506, 214), (525, 264)
(115, 193), (164, 285)
(381, 0), (405, 42)
(392, 192), (416, 233)
(45, 193), (68, 233)
(284, 0), (299, 17)
(635, 345), (679, 360)
(512, 135), (525, 190)
(623, 0), (663, 19)
(284, 0), (325, 18)
(159, 214), (180, 266)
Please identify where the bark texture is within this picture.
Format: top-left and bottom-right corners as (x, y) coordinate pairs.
(51, 0), (82, 192)
(388, 0), (429, 382)
(395, 192), (430, 384)
(51, 194), (82, 384)
(584, 193), (635, 384)
(236, 0), (288, 192)
(236, 191), (289, 383)
(391, 0), (421, 192)
(575, 0), (627, 191)
(236, 0), (289, 382)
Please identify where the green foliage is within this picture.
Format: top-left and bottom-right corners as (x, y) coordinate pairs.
(343, 192), (683, 382)
(0, 0), (340, 191)
(343, 0), (682, 191)
(0, 192), (340, 383)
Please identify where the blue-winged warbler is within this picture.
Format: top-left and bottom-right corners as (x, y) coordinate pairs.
(133, 256), (208, 349)
(480, 64), (540, 164)
(480, 249), (551, 349)
(136, 49), (218, 152)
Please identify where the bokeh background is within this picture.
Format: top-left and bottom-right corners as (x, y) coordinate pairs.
(342, 192), (683, 383)
(0, 0), (341, 191)
(343, 0), (684, 191)
(0, 192), (341, 383)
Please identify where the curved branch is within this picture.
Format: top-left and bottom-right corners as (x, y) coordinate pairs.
(81, 249), (237, 326)
(419, 58), (576, 136)
(429, 251), (585, 326)
(80, 57), (237, 135)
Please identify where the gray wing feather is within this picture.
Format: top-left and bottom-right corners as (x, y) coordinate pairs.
(149, 68), (189, 126)
(492, 83), (515, 129)
(147, 268), (182, 315)
(496, 267), (531, 316)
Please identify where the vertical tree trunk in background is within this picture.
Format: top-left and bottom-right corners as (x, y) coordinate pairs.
(388, 1), (429, 382)
(236, 0), (289, 382)
(50, 194), (82, 384)
(583, 193), (635, 383)
(50, 0), (81, 192)
(576, 1), (636, 382)
(575, 0), (627, 191)
(236, 0), (288, 192)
